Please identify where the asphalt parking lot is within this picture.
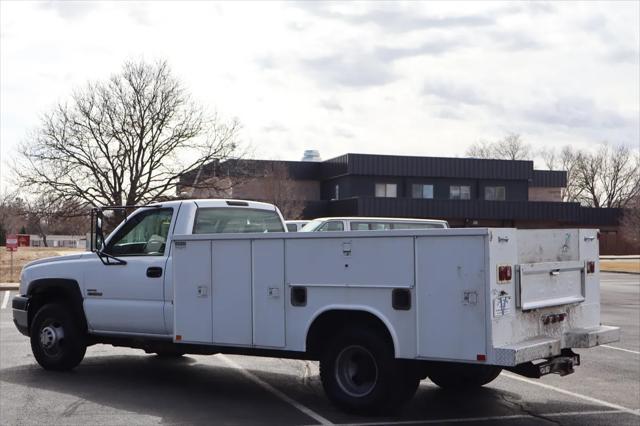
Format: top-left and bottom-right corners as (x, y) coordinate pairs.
(1, 272), (638, 425)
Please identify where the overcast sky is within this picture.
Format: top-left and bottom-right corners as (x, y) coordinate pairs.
(1, 1), (638, 191)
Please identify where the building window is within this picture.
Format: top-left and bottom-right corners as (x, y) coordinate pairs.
(412, 184), (434, 199)
(450, 185), (471, 200)
(485, 186), (506, 201)
(375, 183), (397, 198)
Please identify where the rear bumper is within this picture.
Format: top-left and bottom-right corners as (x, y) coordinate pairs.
(12, 295), (30, 336)
(493, 325), (620, 366)
(564, 325), (620, 348)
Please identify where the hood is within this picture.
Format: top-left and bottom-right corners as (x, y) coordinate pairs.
(24, 252), (86, 269)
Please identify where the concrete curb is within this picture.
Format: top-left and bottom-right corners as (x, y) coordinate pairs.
(0, 284), (19, 291)
(600, 270), (640, 276)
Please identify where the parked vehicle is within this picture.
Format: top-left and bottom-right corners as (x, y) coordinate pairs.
(13, 199), (619, 414)
(301, 216), (449, 232)
(285, 220), (310, 232)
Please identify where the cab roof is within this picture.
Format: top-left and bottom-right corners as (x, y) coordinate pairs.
(147, 199), (278, 211)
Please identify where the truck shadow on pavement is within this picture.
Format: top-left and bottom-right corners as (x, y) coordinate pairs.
(0, 354), (612, 425)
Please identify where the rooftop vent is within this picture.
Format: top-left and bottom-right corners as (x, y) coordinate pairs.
(302, 149), (321, 162)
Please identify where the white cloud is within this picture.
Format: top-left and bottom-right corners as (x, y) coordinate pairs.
(1, 1), (638, 192)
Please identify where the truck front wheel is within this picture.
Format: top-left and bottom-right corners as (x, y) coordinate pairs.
(320, 327), (417, 414)
(30, 303), (86, 371)
(429, 362), (501, 390)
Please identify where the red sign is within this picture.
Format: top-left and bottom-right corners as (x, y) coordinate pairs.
(6, 234), (18, 251)
(17, 234), (30, 247)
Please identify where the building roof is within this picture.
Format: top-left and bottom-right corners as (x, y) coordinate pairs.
(181, 153), (567, 187)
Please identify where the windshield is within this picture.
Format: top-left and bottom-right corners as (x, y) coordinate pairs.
(300, 219), (325, 232)
(193, 208), (284, 234)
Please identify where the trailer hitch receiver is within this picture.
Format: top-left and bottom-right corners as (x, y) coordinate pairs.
(507, 349), (580, 378)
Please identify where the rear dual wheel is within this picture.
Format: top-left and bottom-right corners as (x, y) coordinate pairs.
(320, 327), (419, 415)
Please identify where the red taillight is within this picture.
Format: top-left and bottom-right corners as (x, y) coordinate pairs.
(587, 261), (596, 274)
(477, 354), (486, 361)
(498, 265), (512, 282)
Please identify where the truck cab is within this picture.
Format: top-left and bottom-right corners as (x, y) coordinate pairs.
(13, 199), (285, 339)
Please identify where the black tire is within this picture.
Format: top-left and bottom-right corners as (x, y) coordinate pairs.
(30, 303), (86, 371)
(320, 327), (415, 415)
(429, 362), (501, 390)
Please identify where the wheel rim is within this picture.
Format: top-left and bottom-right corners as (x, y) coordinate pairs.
(39, 320), (65, 356)
(335, 345), (378, 398)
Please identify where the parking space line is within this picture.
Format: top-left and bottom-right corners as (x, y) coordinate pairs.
(216, 354), (334, 425)
(550, 409), (631, 417)
(1, 291), (9, 309)
(601, 345), (640, 355)
(331, 410), (629, 426)
(502, 372), (640, 416)
(331, 414), (531, 425)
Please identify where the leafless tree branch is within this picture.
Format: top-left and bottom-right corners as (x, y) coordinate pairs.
(14, 59), (242, 210)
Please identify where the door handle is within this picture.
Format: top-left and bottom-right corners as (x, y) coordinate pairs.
(147, 267), (163, 278)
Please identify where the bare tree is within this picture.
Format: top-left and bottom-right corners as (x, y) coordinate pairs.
(261, 163), (306, 220)
(492, 133), (531, 160)
(465, 140), (494, 159)
(14, 59), (241, 209)
(0, 194), (87, 247)
(620, 195), (640, 245)
(574, 144), (640, 208)
(0, 192), (25, 244)
(540, 144), (639, 207)
(466, 133), (531, 160)
(598, 145), (640, 208)
(541, 146), (584, 203)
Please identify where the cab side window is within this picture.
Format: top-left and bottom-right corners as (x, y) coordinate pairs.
(318, 221), (345, 231)
(104, 208), (173, 256)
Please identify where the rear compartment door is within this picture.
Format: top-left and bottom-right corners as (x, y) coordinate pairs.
(416, 235), (486, 361)
(517, 261), (585, 310)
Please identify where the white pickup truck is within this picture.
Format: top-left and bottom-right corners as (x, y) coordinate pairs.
(13, 199), (620, 414)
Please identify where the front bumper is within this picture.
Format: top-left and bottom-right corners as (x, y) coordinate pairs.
(494, 325), (620, 367)
(12, 295), (30, 336)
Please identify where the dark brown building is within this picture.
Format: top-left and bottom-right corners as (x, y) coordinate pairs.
(180, 153), (636, 255)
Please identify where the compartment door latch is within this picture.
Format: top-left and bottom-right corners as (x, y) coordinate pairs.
(463, 290), (478, 305)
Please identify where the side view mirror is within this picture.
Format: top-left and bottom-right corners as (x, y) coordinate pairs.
(96, 213), (104, 251)
(91, 208), (105, 252)
(90, 206), (127, 265)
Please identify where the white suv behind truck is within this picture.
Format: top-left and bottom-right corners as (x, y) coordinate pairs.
(13, 199), (620, 414)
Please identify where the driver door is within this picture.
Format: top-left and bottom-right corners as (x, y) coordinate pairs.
(83, 207), (175, 336)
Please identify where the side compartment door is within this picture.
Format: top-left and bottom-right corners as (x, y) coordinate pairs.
(416, 236), (486, 360)
(252, 239), (285, 347)
(211, 240), (252, 346)
(173, 240), (212, 343)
